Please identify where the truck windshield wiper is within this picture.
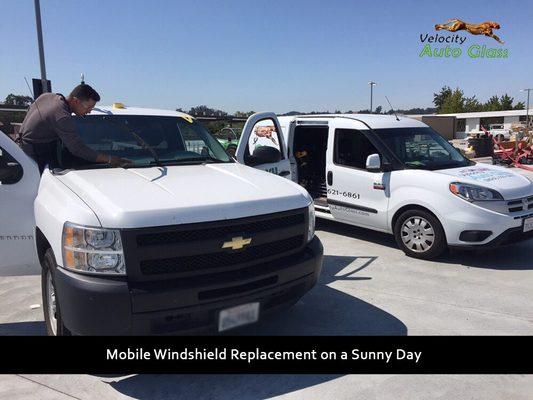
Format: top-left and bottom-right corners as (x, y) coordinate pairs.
(103, 116), (162, 167)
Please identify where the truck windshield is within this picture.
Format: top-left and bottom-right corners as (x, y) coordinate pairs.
(58, 115), (232, 169)
(374, 127), (472, 170)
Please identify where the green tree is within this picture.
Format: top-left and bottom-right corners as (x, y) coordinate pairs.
(374, 105), (382, 114)
(440, 88), (465, 113)
(483, 95), (501, 111)
(499, 94), (514, 110)
(234, 111), (255, 118)
(514, 101), (525, 110)
(4, 94), (33, 106)
(464, 95), (483, 112)
(188, 105), (228, 117)
(433, 86), (452, 113)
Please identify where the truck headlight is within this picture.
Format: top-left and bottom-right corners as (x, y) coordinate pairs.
(308, 204), (315, 242)
(62, 223), (125, 275)
(449, 182), (503, 202)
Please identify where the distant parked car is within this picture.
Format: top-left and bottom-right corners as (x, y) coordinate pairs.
(214, 127), (241, 156)
(488, 124), (511, 141)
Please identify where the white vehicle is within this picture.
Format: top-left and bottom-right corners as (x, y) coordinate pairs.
(488, 124), (511, 141)
(0, 106), (323, 335)
(234, 113), (533, 259)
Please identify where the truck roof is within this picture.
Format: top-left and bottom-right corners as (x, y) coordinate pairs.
(278, 113), (427, 129)
(89, 105), (192, 118)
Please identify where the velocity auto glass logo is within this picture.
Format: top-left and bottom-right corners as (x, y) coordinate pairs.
(419, 18), (508, 59)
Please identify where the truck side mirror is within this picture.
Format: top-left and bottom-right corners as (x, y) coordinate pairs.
(366, 154), (381, 172)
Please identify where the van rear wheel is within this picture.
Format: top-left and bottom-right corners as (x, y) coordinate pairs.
(41, 248), (70, 336)
(394, 209), (447, 260)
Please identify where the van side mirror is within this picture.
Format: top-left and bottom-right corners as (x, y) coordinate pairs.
(366, 154), (381, 172)
(248, 146), (281, 166)
(0, 162), (23, 184)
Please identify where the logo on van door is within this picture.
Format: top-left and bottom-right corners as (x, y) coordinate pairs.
(222, 236), (252, 250)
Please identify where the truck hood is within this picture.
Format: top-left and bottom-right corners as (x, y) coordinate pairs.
(434, 164), (533, 199)
(55, 163), (311, 228)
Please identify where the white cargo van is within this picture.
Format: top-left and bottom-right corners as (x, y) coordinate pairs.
(235, 113), (533, 259)
(0, 106), (323, 335)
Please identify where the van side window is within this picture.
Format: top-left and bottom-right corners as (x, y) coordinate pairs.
(0, 146), (24, 185)
(334, 129), (380, 169)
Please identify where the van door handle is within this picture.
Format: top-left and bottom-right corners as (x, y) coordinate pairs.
(327, 171), (333, 185)
(278, 170), (290, 177)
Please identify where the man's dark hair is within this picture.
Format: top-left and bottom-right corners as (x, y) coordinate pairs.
(69, 84), (100, 102)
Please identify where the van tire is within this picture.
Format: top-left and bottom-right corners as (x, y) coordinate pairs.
(393, 209), (447, 260)
(41, 248), (70, 336)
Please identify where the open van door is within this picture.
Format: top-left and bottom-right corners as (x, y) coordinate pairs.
(236, 112), (291, 178)
(0, 133), (41, 273)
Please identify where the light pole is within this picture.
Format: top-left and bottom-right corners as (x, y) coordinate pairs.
(520, 88), (532, 134)
(34, 0), (48, 93)
(368, 81), (377, 113)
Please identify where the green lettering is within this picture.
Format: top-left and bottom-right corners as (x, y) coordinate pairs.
(419, 44), (432, 57)
(468, 45), (480, 58)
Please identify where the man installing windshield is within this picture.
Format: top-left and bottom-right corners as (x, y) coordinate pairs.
(19, 84), (128, 173)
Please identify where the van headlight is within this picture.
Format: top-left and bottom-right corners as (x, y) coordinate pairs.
(449, 182), (503, 202)
(308, 204), (315, 242)
(62, 223), (125, 275)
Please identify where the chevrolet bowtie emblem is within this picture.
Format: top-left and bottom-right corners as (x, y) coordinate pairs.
(222, 236), (252, 250)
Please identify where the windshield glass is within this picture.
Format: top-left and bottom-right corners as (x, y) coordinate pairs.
(59, 115), (232, 169)
(374, 127), (472, 170)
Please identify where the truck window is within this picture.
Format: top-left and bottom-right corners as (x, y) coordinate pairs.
(59, 115), (232, 169)
(334, 129), (380, 170)
(0, 146), (24, 184)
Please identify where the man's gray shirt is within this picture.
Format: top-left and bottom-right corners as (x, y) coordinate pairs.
(19, 93), (98, 162)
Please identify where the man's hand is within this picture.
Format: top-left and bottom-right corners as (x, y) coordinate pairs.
(109, 156), (133, 167)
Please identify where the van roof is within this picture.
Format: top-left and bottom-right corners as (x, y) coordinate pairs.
(278, 114), (427, 129)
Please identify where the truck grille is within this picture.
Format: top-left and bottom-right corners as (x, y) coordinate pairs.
(136, 213), (305, 246)
(120, 208), (308, 281)
(507, 196), (533, 213)
(140, 235), (304, 275)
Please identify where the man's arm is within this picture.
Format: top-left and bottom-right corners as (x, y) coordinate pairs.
(55, 117), (127, 165)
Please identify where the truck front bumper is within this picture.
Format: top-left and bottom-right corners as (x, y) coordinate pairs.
(54, 236), (323, 335)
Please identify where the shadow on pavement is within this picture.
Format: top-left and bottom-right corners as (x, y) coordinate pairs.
(446, 239), (533, 270)
(316, 219), (398, 250)
(0, 321), (45, 335)
(109, 374), (342, 400)
(234, 254), (406, 336)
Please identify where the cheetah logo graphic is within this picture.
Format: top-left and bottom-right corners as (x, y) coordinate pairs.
(435, 19), (504, 44)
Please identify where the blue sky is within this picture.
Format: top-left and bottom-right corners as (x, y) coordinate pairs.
(1, 0), (531, 113)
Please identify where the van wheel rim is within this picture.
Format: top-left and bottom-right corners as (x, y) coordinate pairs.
(47, 271), (57, 336)
(401, 216), (435, 253)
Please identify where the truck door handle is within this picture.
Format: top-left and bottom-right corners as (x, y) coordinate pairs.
(278, 170), (290, 177)
(327, 171), (333, 185)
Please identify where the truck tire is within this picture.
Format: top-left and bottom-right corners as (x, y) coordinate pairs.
(393, 209), (447, 260)
(41, 248), (70, 336)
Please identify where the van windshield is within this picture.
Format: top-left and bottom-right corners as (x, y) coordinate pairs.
(374, 127), (472, 170)
(58, 115), (232, 169)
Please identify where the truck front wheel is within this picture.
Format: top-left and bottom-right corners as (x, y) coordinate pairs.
(393, 209), (447, 260)
(41, 248), (70, 336)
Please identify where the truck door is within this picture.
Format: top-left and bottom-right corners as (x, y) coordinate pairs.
(0, 133), (41, 272)
(236, 112), (291, 178)
(326, 118), (391, 232)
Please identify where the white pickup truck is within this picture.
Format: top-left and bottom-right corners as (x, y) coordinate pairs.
(0, 106), (323, 335)
(234, 113), (533, 259)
